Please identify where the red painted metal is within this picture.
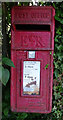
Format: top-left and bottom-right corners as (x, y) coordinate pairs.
(11, 6), (55, 113)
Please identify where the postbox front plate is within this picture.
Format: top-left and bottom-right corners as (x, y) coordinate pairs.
(11, 6), (55, 113)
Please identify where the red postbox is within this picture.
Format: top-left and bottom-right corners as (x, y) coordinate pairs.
(11, 6), (55, 113)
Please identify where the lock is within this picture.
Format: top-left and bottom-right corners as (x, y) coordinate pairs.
(11, 6), (55, 113)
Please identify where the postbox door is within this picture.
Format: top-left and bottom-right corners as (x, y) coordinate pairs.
(16, 50), (53, 113)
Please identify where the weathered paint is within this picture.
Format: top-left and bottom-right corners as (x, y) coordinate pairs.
(11, 6), (55, 113)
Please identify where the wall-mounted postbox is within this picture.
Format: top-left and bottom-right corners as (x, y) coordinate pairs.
(11, 6), (55, 113)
